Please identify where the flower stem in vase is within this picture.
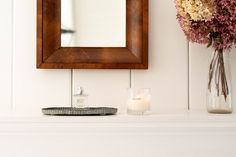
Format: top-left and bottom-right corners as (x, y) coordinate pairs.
(207, 50), (232, 114)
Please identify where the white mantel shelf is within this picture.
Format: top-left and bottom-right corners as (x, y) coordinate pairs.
(1, 112), (236, 157)
(0, 111), (236, 135)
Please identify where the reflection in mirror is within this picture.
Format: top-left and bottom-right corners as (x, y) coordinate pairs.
(61, 0), (126, 47)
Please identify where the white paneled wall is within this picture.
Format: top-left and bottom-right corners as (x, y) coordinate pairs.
(0, 0), (12, 113)
(73, 0), (189, 113)
(132, 0), (188, 112)
(0, 0), (235, 115)
(73, 70), (130, 113)
(231, 51), (236, 111)
(12, 0), (71, 115)
(189, 44), (211, 110)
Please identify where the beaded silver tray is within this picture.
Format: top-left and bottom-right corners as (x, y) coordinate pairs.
(42, 107), (118, 116)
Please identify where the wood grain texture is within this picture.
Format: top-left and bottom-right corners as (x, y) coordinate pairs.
(37, 0), (148, 69)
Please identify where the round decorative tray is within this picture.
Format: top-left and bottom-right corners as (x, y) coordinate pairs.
(42, 107), (118, 116)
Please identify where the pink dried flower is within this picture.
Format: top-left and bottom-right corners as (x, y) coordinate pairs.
(176, 0), (236, 51)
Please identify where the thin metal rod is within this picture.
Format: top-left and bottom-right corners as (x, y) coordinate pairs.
(130, 70), (133, 88)
(187, 42), (190, 111)
(71, 69), (73, 107)
(11, 0), (15, 111)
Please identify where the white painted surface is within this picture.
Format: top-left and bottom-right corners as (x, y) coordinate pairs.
(132, 0), (189, 113)
(73, 0), (189, 113)
(189, 44), (211, 110)
(0, 0), (12, 113)
(73, 70), (130, 113)
(0, 113), (236, 157)
(13, 0), (71, 115)
(1, 112), (236, 126)
(1, 132), (236, 157)
(231, 50), (236, 112)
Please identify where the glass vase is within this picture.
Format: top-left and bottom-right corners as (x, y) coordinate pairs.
(207, 50), (233, 114)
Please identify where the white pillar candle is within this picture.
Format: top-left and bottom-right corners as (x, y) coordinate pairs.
(126, 88), (151, 115)
(127, 97), (150, 115)
(138, 94), (151, 110)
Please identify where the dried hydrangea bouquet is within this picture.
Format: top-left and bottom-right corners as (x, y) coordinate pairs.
(175, 0), (236, 113)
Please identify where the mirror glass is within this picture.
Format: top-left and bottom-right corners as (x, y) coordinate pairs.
(61, 0), (126, 47)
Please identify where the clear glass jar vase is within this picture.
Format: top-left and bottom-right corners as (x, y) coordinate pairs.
(207, 50), (233, 114)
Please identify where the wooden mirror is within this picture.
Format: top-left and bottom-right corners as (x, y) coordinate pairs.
(37, 0), (148, 69)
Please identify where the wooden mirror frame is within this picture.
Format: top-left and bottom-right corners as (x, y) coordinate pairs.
(37, 0), (148, 69)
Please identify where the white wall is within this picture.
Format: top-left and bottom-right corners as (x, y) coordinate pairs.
(0, 0), (12, 112)
(0, 0), (72, 116)
(0, 0), (235, 114)
(73, 0), (189, 113)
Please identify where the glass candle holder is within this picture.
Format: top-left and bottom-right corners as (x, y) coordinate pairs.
(72, 86), (88, 108)
(126, 88), (151, 115)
